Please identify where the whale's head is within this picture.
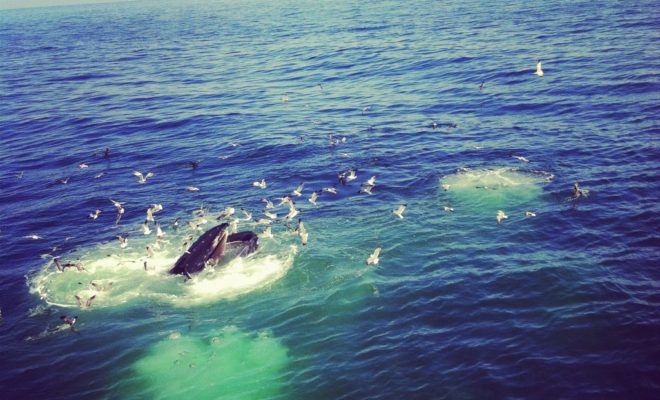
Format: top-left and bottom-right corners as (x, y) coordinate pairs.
(169, 223), (229, 277)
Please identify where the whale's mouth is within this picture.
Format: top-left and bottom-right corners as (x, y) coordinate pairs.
(28, 227), (296, 309)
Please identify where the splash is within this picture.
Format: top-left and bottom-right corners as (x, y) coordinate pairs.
(132, 326), (288, 400)
(440, 167), (552, 211)
(28, 229), (297, 309)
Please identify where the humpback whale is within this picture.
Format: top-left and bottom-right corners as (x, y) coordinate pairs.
(168, 223), (259, 277)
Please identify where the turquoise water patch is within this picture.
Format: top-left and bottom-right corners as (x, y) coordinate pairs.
(440, 167), (553, 212)
(133, 327), (288, 400)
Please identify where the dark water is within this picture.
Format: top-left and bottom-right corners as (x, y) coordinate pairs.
(1, 0), (659, 398)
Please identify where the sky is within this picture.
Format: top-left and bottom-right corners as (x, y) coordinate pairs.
(0, 0), (133, 10)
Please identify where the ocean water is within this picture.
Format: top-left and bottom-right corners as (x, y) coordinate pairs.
(1, 0), (659, 398)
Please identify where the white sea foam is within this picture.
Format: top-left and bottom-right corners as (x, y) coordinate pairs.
(29, 228), (297, 309)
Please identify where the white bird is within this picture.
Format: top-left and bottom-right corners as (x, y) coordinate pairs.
(365, 176), (377, 186)
(281, 93), (289, 102)
(322, 187), (338, 195)
(146, 245), (155, 258)
(443, 206), (455, 213)
(291, 182), (304, 197)
(366, 247), (381, 265)
(535, 60), (544, 77)
(75, 294), (96, 310)
(360, 184), (374, 195)
(132, 170), (154, 184)
(156, 222), (165, 238)
(110, 199), (125, 224)
(497, 210), (508, 224)
(262, 198), (274, 209)
(78, 163), (89, 169)
(525, 211), (537, 217)
(297, 219), (308, 246)
(338, 168), (357, 184)
(262, 226), (273, 239)
(308, 191), (319, 205)
(285, 205), (299, 221)
(58, 176), (70, 184)
(240, 208), (253, 221)
(94, 172), (105, 179)
(264, 210), (278, 220)
(252, 179), (266, 189)
(117, 235), (128, 249)
(88, 209), (102, 220)
(142, 221), (151, 235)
(185, 186), (200, 192)
(512, 155), (530, 163)
(217, 207), (235, 220)
(393, 204), (406, 219)
(441, 183), (450, 191)
(278, 196), (294, 206)
(229, 218), (239, 233)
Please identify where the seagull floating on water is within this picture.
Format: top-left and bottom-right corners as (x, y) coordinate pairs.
(252, 179), (267, 189)
(496, 210), (508, 224)
(78, 163), (89, 169)
(525, 211), (537, 217)
(185, 186), (200, 192)
(322, 186), (338, 195)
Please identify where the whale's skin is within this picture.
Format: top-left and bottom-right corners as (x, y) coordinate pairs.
(168, 223), (259, 277)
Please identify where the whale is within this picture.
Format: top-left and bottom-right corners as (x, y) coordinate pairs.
(169, 223), (259, 277)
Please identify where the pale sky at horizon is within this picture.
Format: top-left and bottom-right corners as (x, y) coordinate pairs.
(0, 0), (133, 11)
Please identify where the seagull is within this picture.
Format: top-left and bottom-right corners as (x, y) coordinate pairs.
(94, 172), (105, 179)
(322, 186), (338, 195)
(88, 209), (102, 220)
(75, 294), (96, 309)
(360, 183), (374, 195)
(535, 60), (544, 77)
(512, 155), (530, 163)
(110, 199), (125, 224)
(146, 245), (155, 258)
(572, 181), (588, 199)
(261, 198), (274, 209)
(240, 208), (253, 221)
(365, 176), (377, 186)
(216, 207), (235, 220)
(525, 211), (537, 217)
(142, 221), (151, 235)
(278, 196), (294, 207)
(443, 206), (455, 213)
(24, 234), (43, 240)
(132, 170), (154, 184)
(58, 177), (70, 184)
(308, 191), (319, 205)
(117, 235), (128, 249)
(185, 186), (200, 192)
(297, 219), (308, 246)
(252, 179), (267, 189)
(291, 182), (304, 197)
(54, 258), (85, 272)
(60, 315), (78, 327)
(366, 247), (381, 265)
(156, 222), (165, 238)
(281, 93), (289, 102)
(264, 210), (278, 220)
(285, 205), (299, 221)
(496, 210), (508, 224)
(338, 168), (357, 185)
(78, 163), (89, 169)
(441, 183), (450, 191)
(262, 226), (273, 239)
(393, 204), (406, 219)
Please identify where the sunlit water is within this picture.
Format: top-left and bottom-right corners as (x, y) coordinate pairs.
(1, 0), (658, 399)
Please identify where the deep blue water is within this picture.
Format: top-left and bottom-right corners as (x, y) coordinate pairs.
(1, 0), (659, 398)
